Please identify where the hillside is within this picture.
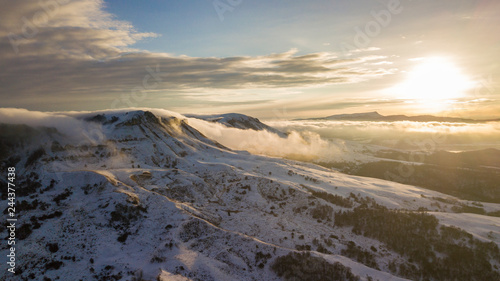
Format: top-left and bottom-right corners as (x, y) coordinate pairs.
(324, 148), (500, 203)
(1, 109), (499, 281)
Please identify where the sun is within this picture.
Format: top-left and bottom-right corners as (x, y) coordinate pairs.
(390, 57), (476, 101)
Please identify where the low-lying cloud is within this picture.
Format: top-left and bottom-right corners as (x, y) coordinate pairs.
(187, 118), (343, 162)
(268, 120), (500, 150)
(188, 117), (500, 163)
(0, 108), (104, 144)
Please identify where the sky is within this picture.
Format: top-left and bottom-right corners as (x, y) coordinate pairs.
(0, 0), (499, 119)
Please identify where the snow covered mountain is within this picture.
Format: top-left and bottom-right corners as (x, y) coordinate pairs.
(1, 109), (499, 281)
(186, 113), (287, 137)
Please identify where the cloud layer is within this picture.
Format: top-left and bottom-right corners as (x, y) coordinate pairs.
(0, 108), (104, 143)
(187, 117), (343, 162)
(0, 0), (391, 110)
(268, 120), (500, 149)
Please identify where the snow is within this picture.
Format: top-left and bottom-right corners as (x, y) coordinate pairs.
(430, 212), (500, 246)
(321, 254), (410, 281)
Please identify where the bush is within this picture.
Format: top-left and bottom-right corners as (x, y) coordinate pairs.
(18, 224), (33, 240)
(47, 243), (59, 253)
(117, 232), (129, 243)
(45, 261), (63, 270)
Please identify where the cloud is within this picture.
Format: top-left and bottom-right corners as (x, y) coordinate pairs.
(268, 120), (500, 149)
(186, 117), (342, 162)
(187, 116), (500, 163)
(0, 0), (392, 110)
(0, 107), (196, 147)
(0, 108), (104, 143)
(1, 0), (156, 58)
(190, 116), (500, 162)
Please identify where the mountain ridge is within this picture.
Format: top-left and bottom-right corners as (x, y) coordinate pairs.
(298, 111), (500, 123)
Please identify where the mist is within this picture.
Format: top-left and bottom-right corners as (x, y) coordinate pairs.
(187, 117), (500, 164)
(0, 108), (105, 144)
(186, 118), (344, 162)
(267, 120), (500, 150)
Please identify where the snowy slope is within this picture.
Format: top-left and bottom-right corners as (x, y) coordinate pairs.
(1, 109), (499, 281)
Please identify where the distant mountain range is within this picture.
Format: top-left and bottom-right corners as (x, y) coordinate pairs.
(300, 111), (500, 122)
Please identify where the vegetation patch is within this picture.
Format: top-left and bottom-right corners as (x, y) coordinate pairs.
(271, 252), (360, 281)
(25, 147), (45, 167)
(335, 202), (500, 280)
(305, 187), (353, 208)
(341, 241), (378, 269)
(110, 203), (147, 230)
(53, 188), (73, 205)
(310, 204), (333, 221)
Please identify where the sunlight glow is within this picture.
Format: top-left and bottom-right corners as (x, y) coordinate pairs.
(390, 57), (476, 101)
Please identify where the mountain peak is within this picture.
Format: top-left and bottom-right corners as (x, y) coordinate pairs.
(186, 112), (287, 137)
(119, 110), (160, 126)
